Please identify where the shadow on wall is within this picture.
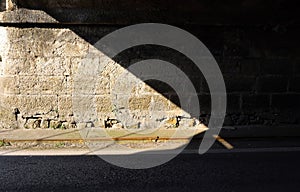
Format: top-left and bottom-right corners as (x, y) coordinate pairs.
(0, 1), (5, 12)
(8, 0), (300, 126)
(15, 0), (216, 123)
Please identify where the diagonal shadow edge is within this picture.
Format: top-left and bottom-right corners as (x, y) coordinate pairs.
(72, 23), (226, 158)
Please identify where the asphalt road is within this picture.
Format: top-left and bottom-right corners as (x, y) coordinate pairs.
(0, 147), (300, 192)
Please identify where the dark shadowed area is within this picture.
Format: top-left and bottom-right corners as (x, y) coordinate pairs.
(12, 0), (300, 126)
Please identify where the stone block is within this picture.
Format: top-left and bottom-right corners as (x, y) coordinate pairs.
(0, 95), (19, 110)
(72, 95), (97, 123)
(257, 76), (288, 93)
(199, 75), (256, 94)
(0, 75), (19, 94)
(4, 27), (89, 59)
(240, 59), (260, 76)
(31, 28), (61, 43)
(58, 96), (73, 120)
(0, 0), (5, 11)
(289, 76), (300, 92)
(39, 76), (66, 95)
(218, 57), (241, 74)
(260, 58), (292, 75)
(242, 94), (270, 112)
(0, 9), (58, 23)
(3, 58), (37, 75)
(225, 76), (256, 93)
(73, 75), (101, 95)
(129, 81), (145, 96)
(61, 41), (89, 57)
(128, 96), (151, 111)
(19, 75), (39, 95)
(70, 57), (81, 76)
(149, 95), (169, 111)
(272, 94), (300, 110)
(293, 58), (300, 75)
(9, 95), (58, 115)
(6, 28), (33, 40)
(277, 110), (299, 124)
(227, 94), (241, 113)
(6, 39), (36, 59)
(95, 96), (112, 113)
(0, 104), (17, 129)
(95, 76), (110, 95)
(37, 57), (69, 76)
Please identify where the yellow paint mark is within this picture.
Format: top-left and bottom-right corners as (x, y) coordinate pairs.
(213, 134), (234, 150)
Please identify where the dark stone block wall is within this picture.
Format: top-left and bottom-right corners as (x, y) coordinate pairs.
(0, 1), (6, 11)
(9, 0), (300, 126)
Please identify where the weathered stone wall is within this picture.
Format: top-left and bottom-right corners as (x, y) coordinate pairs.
(0, 26), (86, 129)
(0, 24), (182, 129)
(0, 8), (182, 129)
(0, 0), (299, 128)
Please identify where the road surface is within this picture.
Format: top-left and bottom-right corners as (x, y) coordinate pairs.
(0, 144), (300, 191)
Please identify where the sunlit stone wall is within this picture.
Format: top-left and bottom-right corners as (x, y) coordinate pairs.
(0, 0), (299, 128)
(0, 9), (183, 129)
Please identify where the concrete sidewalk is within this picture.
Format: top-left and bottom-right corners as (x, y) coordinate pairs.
(1, 124), (300, 142)
(0, 129), (83, 142)
(0, 126), (208, 152)
(0, 126), (209, 142)
(0, 124), (300, 150)
(0, 125), (300, 155)
(0, 126), (208, 155)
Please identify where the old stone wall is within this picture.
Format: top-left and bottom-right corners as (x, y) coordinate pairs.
(0, 24), (184, 129)
(0, 26), (85, 129)
(0, 7), (184, 129)
(0, 0), (299, 129)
